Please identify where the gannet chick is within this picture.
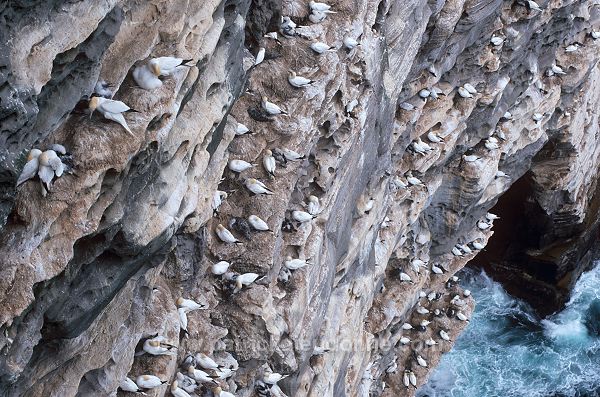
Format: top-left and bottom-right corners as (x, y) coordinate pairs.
(177, 297), (206, 312)
(281, 148), (305, 161)
(248, 214), (272, 233)
(148, 56), (194, 76)
(402, 323), (413, 330)
(16, 148), (42, 187)
(143, 336), (176, 356)
(440, 329), (451, 341)
(463, 83), (477, 94)
(235, 272), (260, 290)
(416, 355), (428, 367)
(399, 102), (415, 111)
(94, 80), (114, 98)
(309, 0), (335, 12)
(343, 36), (360, 49)
(261, 96), (288, 115)
(458, 87), (473, 98)
(456, 312), (469, 321)
(245, 178), (275, 195)
(255, 47), (266, 66)
(236, 122), (252, 136)
(228, 159), (255, 173)
(171, 380), (192, 397)
(212, 261), (230, 275)
(427, 131), (443, 143)
(490, 36), (504, 46)
(495, 170), (509, 178)
(213, 387), (235, 397)
(285, 256), (310, 270)
(176, 372), (197, 393)
(400, 336), (411, 345)
(88, 96), (135, 135)
(288, 71), (315, 88)
(263, 150), (276, 177)
(309, 10), (328, 23)
(216, 224), (242, 244)
(120, 377), (146, 393)
(264, 371), (289, 385)
(135, 375), (167, 389)
(486, 212), (500, 221)
(212, 190), (227, 216)
(292, 210), (316, 223)
(133, 63), (163, 90)
(310, 41), (336, 54)
(307, 195), (320, 215)
(399, 272), (413, 283)
(188, 365), (217, 384)
(280, 16), (297, 36)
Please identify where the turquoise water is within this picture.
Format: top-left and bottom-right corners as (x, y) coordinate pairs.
(417, 262), (600, 397)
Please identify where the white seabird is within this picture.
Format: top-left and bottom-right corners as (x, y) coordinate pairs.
(551, 64), (566, 75)
(416, 306), (429, 314)
(307, 195), (320, 215)
(281, 148), (305, 161)
(310, 41), (336, 54)
(565, 44), (579, 52)
(213, 387), (236, 397)
(94, 80), (114, 98)
(177, 297), (205, 312)
(456, 312), (469, 321)
(463, 83), (477, 94)
(409, 370), (417, 387)
(425, 338), (437, 346)
(399, 272), (413, 283)
(418, 89), (431, 99)
(462, 154), (480, 162)
(235, 122), (252, 136)
(431, 264), (444, 274)
(263, 150), (276, 177)
(399, 102), (415, 111)
(477, 220), (491, 230)
(148, 56), (193, 77)
(120, 377), (145, 393)
(212, 261), (230, 275)
(171, 380), (192, 397)
(490, 36), (504, 46)
(212, 190), (227, 215)
(89, 96), (134, 136)
(143, 336), (176, 356)
(452, 246), (463, 256)
(133, 63), (163, 90)
(495, 170), (509, 178)
(196, 353), (219, 370)
(188, 366), (217, 384)
(343, 36), (359, 49)
(135, 375), (167, 389)
(402, 323), (413, 330)
(458, 87), (473, 98)
(309, 0), (335, 12)
(245, 178), (275, 195)
(285, 257), (310, 270)
(16, 149), (42, 187)
(309, 10), (328, 24)
(416, 355), (428, 367)
(228, 159), (255, 173)
(235, 272), (260, 290)
(248, 214), (272, 233)
(406, 175), (424, 186)
(471, 240), (485, 250)
(403, 370), (410, 388)
(37, 150), (65, 195)
(486, 212), (500, 221)
(178, 307), (188, 335)
(263, 371), (288, 385)
(288, 71), (314, 88)
(440, 329), (451, 341)
(255, 47), (266, 66)
(400, 336), (411, 345)
(216, 224), (242, 244)
(592, 31), (600, 39)
(427, 131), (443, 143)
(533, 113), (543, 122)
(261, 96), (288, 115)
(292, 210), (316, 222)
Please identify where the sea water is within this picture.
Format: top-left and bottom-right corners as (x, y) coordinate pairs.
(416, 262), (600, 397)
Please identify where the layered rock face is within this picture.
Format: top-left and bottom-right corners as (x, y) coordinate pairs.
(0, 0), (599, 396)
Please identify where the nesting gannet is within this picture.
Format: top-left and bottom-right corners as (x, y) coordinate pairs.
(195, 353), (219, 370)
(94, 80), (114, 98)
(462, 154), (480, 163)
(399, 102), (415, 111)
(399, 272), (413, 283)
(261, 96), (288, 115)
(177, 297), (206, 312)
(486, 212), (500, 221)
(456, 312), (469, 321)
(133, 63), (163, 90)
(309, 10), (328, 23)
(306, 195), (320, 215)
(416, 355), (428, 367)
(403, 370), (410, 388)
(177, 307), (189, 336)
(245, 178), (275, 195)
(248, 214), (272, 233)
(400, 336), (411, 345)
(264, 371), (288, 385)
(523, 0), (543, 11)
(427, 131), (443, 143)
(532, 113), (543, 122)
(143, 336), (176, 356)
(255, 47), (266, 66)
(212, 191), (227, 216)
(592, 31), (600, 39)
(235, 272), (260, 290)
(418, 89), (431, 99)
(176, 372), (197, 393)
(136, 375), (167, 389)
(459, 244), (472, 254)
(212, 261), (230, 275)
(280, 16), (297, 36)
(36, 150), (65, 195)
(416, 306), (429, 315)
(120, 377), (145, 393)
(551, 64), (566, 75)
(89, 96), (134, 135)
(392, 176), (408, 190)
(216, 224), (242, 244)
(490, 36), (504, 46)
(402, 323), (413, 330)
(171, 380), (192, 397)
(309, 1), (335, 12)
(406, 174), (424, 186)
(471, 240), (485, 250)
(343, 36), (360, 49)
(262, 150), (276, 177)
(411, 259), (426, 273)
(16, 148), (42, 187)
(451, 246), (463, 256)
(236, 122), (252, 136)
(228, 159), (255, 173)
(440, 329), (451, 341)
(565, 43), (580, 52)
(485, 138), (499, 150)
(409, 370), (417, 387)
(214, 367), (235, 380)
(502, 111), (512, 120)
(458, 87), (473, 98)
(292, 210), (316, 223)
(288, 71), (315, 88)
(464, 289), (472, 297)
(425, 338), (437, 346)
(281, 148), (305, 161)
(310, 41), (336, 54)
(213, 387), (235, 397)
(188, 366), (217, 383)
(264, 32), (281, 43)
(495, 170), (509, 178)
(148, 56), (194, 77)
(477, 220), (491, 230)
(285, 257), (310, 270)
(463, 83), (477, 94)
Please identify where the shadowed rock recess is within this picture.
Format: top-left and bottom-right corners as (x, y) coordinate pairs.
(0, 0), (598, 396)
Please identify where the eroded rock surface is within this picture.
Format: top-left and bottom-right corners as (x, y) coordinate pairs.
(0, 0), (598, 396)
